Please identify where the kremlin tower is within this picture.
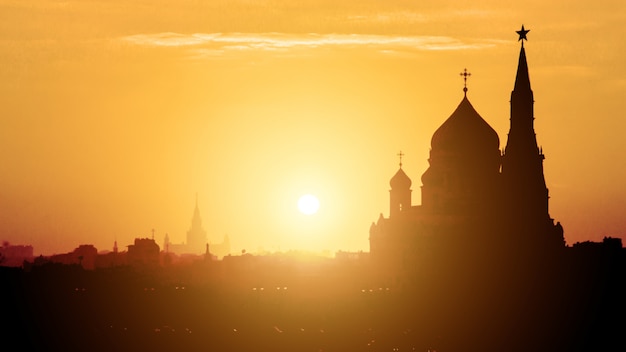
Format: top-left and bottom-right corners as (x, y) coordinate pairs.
(369, 26), (565, 280)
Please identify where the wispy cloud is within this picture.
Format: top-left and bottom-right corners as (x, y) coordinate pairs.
(122, 32), (498, 55)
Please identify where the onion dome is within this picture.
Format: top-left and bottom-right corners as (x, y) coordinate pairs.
(420, 165), (438, 185)
(390, 167), (412, 189)
(430, 96), (499, 153)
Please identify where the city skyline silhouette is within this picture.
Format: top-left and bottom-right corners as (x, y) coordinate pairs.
(1, 2), (626, 256)
(2, 22), (626, 351)
(0, 36), (580, 260)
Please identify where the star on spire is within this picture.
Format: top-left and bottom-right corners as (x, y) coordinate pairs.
(516, 25), (530, 45)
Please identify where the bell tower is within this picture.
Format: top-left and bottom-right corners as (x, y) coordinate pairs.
(389, 151), (412, 217)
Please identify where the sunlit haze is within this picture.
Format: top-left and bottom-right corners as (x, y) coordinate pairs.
(298, 194), (320, 215)
(1, 1), (626, 256)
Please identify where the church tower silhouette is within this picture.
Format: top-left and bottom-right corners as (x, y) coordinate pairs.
(389, 151), (412, 218)
(420, 83), (501, 216)
(369, 26), (565, 282)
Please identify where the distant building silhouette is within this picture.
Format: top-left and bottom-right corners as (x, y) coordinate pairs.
(127, 238), (160, 267)
(164, 197), (231, 258)
(369, 28), (565, 284)
(49, 244), (98, 270)
(208, 234), (231, 259)
(94, 240), (126, 268)
(0, 241), (33, 267)
(186, 195), (208, 253)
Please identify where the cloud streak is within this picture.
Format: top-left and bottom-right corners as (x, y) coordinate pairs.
(122, 32), (498, 55)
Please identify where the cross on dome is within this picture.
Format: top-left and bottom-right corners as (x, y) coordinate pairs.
(460, 68), (471, 95)
(397, 151), (404, 168)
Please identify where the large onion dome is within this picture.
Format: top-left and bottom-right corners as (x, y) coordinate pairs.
(430, 96), (500, 153)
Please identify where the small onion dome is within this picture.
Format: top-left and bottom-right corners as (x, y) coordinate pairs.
(430, 96), (499, 153)
(420, 166), (439, 186)
(390, 167), (412, 189)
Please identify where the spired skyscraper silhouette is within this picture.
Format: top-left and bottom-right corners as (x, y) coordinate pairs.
(162, 196), (231, 258)
(369, 26), (565, 283)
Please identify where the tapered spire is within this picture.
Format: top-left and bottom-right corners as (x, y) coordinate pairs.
(513, 44), (531, 92)
(192, 195), (202, 228)
(502, 25), (550, 226)
(505, 25), (537, 156)
(187, 194), (208, 254)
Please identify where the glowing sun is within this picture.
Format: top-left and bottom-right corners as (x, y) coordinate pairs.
(297, 194), (320, 215)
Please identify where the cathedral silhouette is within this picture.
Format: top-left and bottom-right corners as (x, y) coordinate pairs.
(369, 26), (565, 283)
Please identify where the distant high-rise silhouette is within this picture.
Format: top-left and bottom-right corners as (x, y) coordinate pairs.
(162, 197), (231, 258)
(186, 195), (208, 254)
(370, 26), (565, 279)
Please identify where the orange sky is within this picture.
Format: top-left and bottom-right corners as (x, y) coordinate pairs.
(1, 1), (626, 256)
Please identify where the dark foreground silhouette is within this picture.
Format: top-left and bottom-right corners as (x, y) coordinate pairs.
(1, 245), (624, 352)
